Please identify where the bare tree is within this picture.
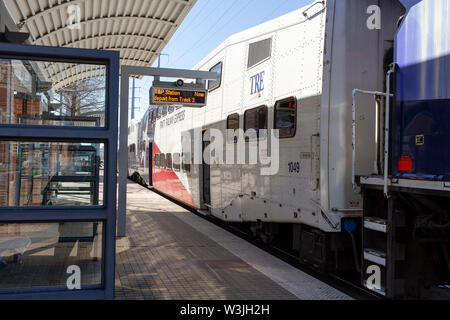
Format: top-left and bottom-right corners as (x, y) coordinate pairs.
(59, 76), (105, 117)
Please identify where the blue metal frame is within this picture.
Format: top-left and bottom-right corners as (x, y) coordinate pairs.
(0, 43), (119, 300)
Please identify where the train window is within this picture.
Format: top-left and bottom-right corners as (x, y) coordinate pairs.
(150, 109), (155, 124)
(129, 144), (136, 153)
(162, 106), (168, 117)
(156, 107), (161, 119)
(182, 152), (191, 173)
(274, 97), (297, 138)
(245, 109), (257, 131)
(244, 105), (267, 139)
(227, 113), (239, 143)
(160, 153), (165, 168)
(166, 153), (172, 170)
(168, 105), (174, 113)
(154, 154), (159, 168)
(247, 38), (272, 69)
(258, 107), (268, 130)
(173, 153), (181, 171)
(227, 113), (240, 130)
(208, 62), (222, 91)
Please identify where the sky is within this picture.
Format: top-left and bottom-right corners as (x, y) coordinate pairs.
(130, 0), (313, 121)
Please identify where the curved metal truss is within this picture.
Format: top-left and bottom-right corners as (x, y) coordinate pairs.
(4, 0), (196, 90)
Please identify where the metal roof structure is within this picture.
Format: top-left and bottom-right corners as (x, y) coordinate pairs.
(3, 0), (196, 90)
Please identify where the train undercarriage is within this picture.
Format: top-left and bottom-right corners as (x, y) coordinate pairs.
(230, 183), (450, 299)
(360, 181), (450, 299)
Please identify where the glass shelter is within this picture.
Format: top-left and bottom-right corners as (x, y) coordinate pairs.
(0, 43), (119, 299)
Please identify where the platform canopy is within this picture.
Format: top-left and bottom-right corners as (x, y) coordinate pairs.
(2, 0), (196, 90)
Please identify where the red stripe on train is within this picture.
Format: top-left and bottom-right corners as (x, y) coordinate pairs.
(152, 143), (195, 207)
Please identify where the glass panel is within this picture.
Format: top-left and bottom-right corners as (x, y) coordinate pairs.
(173, 153), (180, 171)
(245, 106), (267, 131)
(154, 154), (159, 168)
(149, 110), (154, 124)
(0, 221), (102, 292)
(166, 153), (172, 170)
(247, 38), (272, 68)
(182, 153), (191, 172)
(208, 62), (222, 90)
(0, 58), (106, 127)
(160, 153), (165, 168)
(274, 97), (296, 138)
(258, 106), (268, 130)
(227, 113), (239, 143)
(0, 141), (104, 207)
(244, 109), (258, 131)
(156, 106), (161, 119)
(245, 106), (267, 140)
(227, 113), (239, 130)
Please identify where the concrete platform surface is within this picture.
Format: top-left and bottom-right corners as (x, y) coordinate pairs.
(115, 182), (351, 300)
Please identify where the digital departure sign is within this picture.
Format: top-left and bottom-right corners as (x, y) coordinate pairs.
(150, 87), (207, 107)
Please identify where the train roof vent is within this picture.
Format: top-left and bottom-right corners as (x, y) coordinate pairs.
(247, 38), (272, 69)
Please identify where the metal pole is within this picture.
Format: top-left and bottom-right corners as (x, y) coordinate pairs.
(157, 53), (169, 68)
(59, 91), (62, 115)
(384, 66), (395, 199)
(131, 77), (135, 120)
(117, 71), (129, 237)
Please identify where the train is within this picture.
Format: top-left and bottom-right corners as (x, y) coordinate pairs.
(128, 0), (450, 299)
(127, 107), (155, 185)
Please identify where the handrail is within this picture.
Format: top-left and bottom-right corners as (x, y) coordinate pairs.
(384, 65), (396, 198)
(351, 89), (393, 194)
(302, 1), (325, 17)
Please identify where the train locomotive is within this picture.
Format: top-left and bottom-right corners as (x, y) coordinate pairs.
(128, 0), (450, 299)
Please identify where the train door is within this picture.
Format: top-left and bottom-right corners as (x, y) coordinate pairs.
(202, 130), (211, 205)
(148, 142), (153, 186)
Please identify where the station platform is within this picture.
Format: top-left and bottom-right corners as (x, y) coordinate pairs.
(114, 182), (351, 300)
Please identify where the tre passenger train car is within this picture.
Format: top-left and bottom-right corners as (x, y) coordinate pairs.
(129, 0), (450, 299)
